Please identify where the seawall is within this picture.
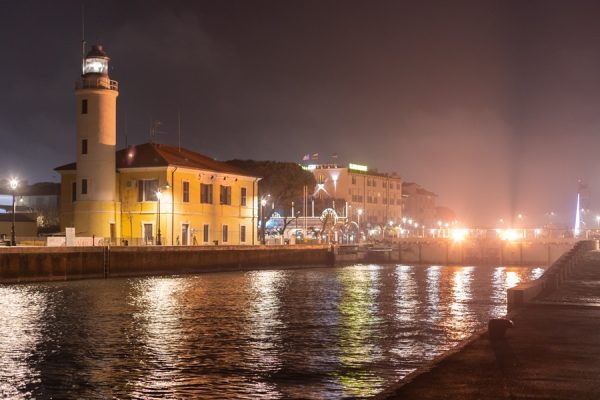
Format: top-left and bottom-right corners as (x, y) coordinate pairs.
(335, 239), (576, 266)
(0, 245), (333, 283)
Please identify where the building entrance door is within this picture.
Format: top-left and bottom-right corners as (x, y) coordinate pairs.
(110, 223), (116, 245)
(182, 224), (189, 246)
(143, 223), (153, 245)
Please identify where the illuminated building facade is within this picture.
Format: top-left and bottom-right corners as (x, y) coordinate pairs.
(56, 45), (259, 245)
(306, 163), (403, 227)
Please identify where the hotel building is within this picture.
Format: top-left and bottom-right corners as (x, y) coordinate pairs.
(307, 163), (402, 227)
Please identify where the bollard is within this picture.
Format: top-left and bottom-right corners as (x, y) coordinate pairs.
(488, 318), (514, 340)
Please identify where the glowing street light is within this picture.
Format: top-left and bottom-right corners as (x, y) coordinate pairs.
(9, 178), (18, 246)
(596, 215), (600, 228)
(155, 190), (163, 245)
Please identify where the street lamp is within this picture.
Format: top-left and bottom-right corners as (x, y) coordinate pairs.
(9, 178), (18, 246)
(155, 190), (163, 245)
(260, 196), (270, 244)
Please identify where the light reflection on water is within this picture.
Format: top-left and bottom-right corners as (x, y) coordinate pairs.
(0, 264), (543, 399)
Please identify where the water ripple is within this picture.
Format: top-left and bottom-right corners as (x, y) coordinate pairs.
(0, 264), (542, 399)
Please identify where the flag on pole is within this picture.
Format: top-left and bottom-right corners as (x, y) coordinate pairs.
(312, 153), (319, 160)
(302, 154), (309, 161)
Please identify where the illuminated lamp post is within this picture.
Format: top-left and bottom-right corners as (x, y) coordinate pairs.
(260, 197), (267, 244)
(9, 178), (18, 246)
(156, 190), (163, 245)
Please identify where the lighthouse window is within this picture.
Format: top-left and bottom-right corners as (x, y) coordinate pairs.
(81, 99), (88, 114)
(81, 139), (88, 155)
(83, 57), (108, 75)
(81, 179), (88, 195)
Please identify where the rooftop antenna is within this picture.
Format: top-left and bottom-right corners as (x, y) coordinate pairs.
(81, 4), (86, 72)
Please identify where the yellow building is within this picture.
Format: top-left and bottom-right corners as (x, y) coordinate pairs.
(56, 44), (259, 245)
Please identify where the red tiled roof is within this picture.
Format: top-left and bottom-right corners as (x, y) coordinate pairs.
(55, 143), (258, 178)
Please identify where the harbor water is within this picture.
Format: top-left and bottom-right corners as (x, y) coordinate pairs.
(0, 263), (544, 399)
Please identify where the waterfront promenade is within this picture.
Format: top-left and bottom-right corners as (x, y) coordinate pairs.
(377, 248), (600, 399)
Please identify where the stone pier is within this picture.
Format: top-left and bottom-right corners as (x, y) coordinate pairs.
(376, 240), (600, 400)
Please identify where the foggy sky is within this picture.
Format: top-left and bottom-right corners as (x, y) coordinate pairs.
(2, 0), (600, 227)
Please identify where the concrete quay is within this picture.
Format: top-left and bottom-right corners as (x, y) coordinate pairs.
(376, 241), (600, 400)
(0, 245), (333, 283)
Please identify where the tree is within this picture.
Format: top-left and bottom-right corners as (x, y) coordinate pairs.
(227, 159), (316, 243)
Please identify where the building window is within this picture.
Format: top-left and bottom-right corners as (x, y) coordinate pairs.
(240, 187), (247, 206)
(138, 179), (159, 202)
(203, 224), (209, 243)
(240, 225), (246, 243)
(222, 225), (229, 243)
(352, 175), (357, 185)
(220, 185), (231, 205)
(182, 181), (190, 203)
(81, 139), (88, 155)
(71, 182), (76, 202)
(383, 181), (387, 188)
(200, 183), (213, 204)
(81, 99), (88, 114)
(81, 179), (88, 195)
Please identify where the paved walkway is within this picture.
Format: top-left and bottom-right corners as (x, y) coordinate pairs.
(377, 251), (600, 400)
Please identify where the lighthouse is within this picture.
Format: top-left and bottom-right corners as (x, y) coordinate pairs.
(73, 44), (119, 239)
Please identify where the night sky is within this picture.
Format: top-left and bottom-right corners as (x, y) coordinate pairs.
(2, 0), (600, 227)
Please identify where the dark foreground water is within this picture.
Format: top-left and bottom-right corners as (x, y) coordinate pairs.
(0, 264), (544, 399)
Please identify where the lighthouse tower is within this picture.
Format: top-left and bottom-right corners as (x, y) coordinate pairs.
(73, 44), (119, 239)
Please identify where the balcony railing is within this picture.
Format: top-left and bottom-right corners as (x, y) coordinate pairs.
(75, 78), (118, 91)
